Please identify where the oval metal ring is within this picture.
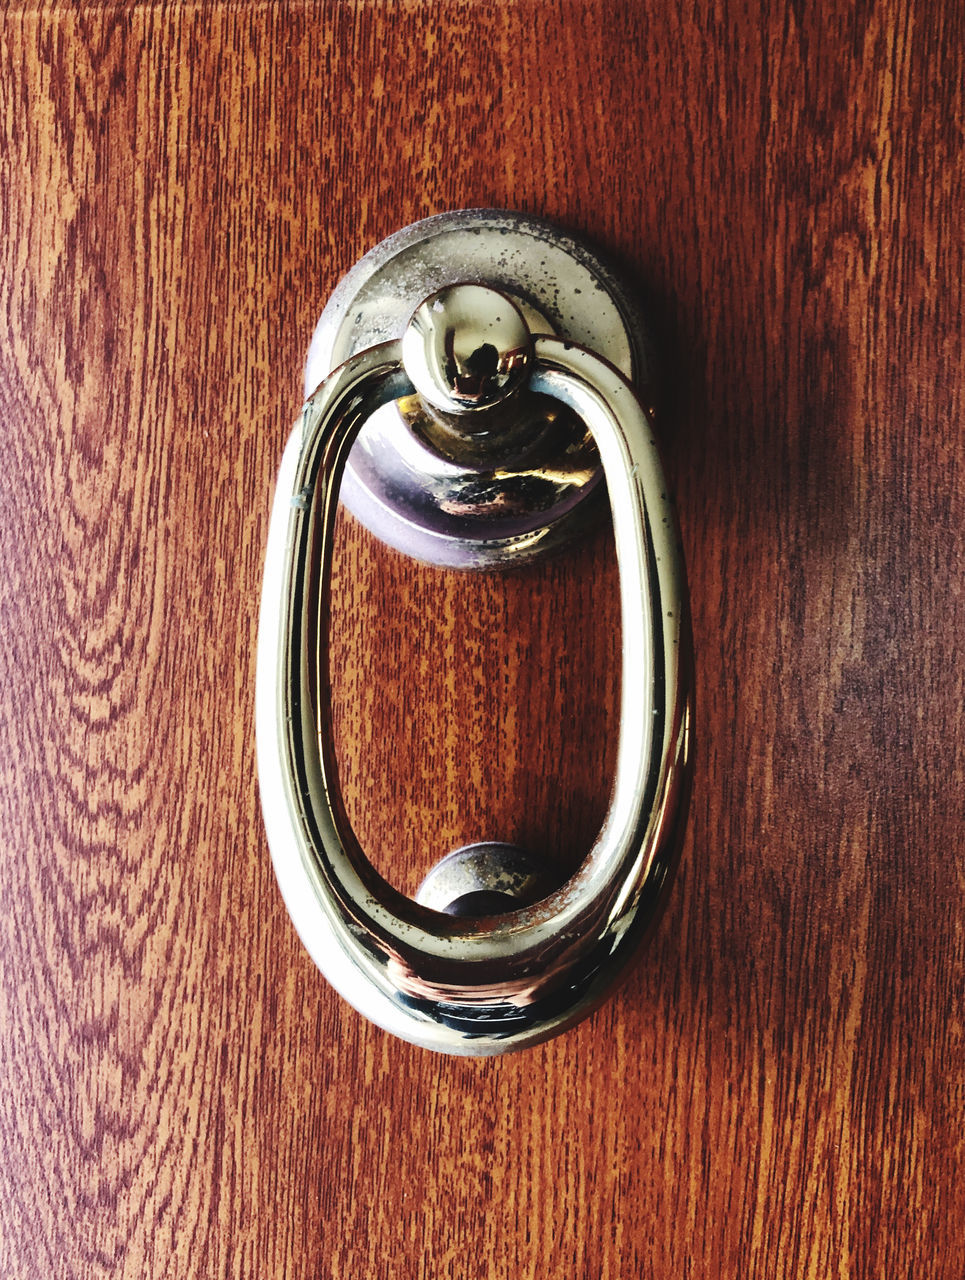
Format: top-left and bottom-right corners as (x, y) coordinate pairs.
(256, 335), (693, 1055)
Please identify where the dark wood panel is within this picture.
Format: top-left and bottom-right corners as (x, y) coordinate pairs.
(1, 2), (963, 1277)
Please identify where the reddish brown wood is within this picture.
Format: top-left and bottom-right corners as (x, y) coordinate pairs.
(1, 2), (963, 1276)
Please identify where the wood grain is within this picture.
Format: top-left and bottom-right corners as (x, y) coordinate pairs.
(1, 2), (963, 1276)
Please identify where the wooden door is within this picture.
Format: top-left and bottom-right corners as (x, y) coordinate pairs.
(2, 3), (963, 1276)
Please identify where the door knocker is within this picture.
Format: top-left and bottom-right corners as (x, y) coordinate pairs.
(256, 210), (693, 1055)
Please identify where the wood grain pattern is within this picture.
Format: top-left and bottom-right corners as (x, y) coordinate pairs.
(1, 2), (963, 1276)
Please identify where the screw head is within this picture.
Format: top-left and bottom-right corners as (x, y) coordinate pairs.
(402, 284), (533, 414)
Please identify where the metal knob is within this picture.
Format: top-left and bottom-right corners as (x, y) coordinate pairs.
(257, 218), (693, 1056)
(402, 284), (533, 413)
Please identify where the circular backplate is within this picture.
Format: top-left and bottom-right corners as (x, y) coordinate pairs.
(305, 209), (653, 569)
(414, 843), (557, 917)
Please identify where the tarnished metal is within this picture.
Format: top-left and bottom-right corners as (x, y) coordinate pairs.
(303, 209), (655, 568)
(414, 843), (556, 918)
(257, 274), (693, 1055)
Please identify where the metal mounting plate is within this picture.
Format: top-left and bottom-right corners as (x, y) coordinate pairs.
(304, 209), (653, 569)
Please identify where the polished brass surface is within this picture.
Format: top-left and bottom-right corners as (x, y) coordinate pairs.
(402, 285), (533, 415)
(257, 298), (692, 1053)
